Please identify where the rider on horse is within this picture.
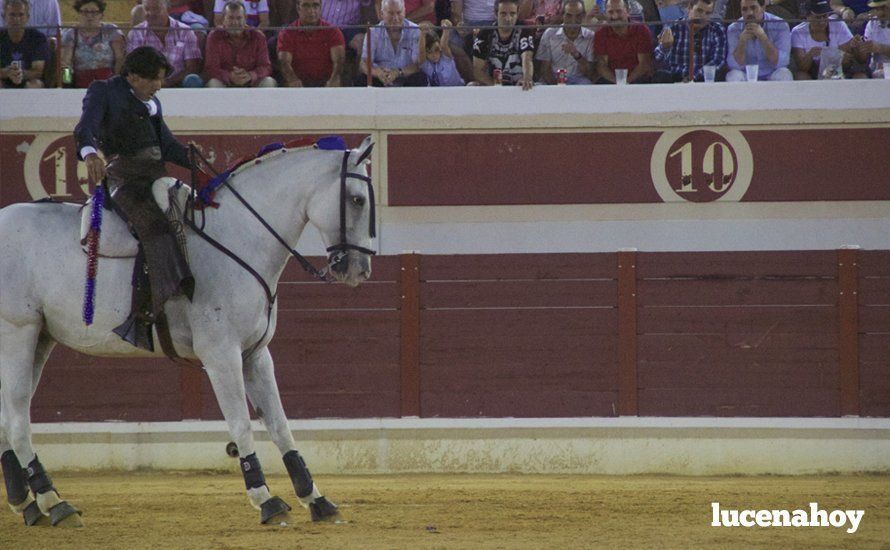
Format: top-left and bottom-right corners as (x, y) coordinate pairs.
(74, 46), (195, 350)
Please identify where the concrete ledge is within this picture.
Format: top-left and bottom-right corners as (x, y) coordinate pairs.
(31, 418), (890, 475)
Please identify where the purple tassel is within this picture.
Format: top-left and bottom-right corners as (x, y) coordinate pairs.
(83, 185), (104, 325)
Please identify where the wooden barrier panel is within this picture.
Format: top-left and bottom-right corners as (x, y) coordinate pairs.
(635, 251), (840, 417)
(23, 250), (890, 420)
(858, 250), (890, 417)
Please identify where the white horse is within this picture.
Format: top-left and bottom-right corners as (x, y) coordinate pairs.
(0, 137), (376, 527)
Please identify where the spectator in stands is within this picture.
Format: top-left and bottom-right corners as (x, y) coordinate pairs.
(0, 0), (47, 88)
(855, 0), (889, 77)
(594, 0), (653, 83)
(829, 0), (871, 33)
(204, 1), (275, 86)
(791, 0), (867, 78)
(213, 0), (270, 27)
(418, 19), (465, 84)
(358, 0), (428, 85)
(472, 0), (534, 88)
(725, 0), (792, 81)
(653, 0), (725, 82)
(0, 0), (60, 38)
(277, 0), (345, 86)
(520, 0), (563, 29)
(60, 0), (125, 88)
(536, 0), (594, 84)
(128, 0), (204, 87)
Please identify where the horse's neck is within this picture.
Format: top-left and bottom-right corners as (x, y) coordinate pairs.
(199, 152), (318, 287)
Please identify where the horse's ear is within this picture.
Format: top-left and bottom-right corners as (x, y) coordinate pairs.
(352, 136), (374, 166)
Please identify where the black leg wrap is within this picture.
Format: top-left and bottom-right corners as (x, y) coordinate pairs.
(49, 501), (82, 526)
(282, 450), (313, 498)
(259, 496), (292, 524)
(309, 496), (339, 522)
(1, 450), (29, 505)
(22, 500), (47, 526)
(25, 457), (53, 495)
(239, 453), (266, 490)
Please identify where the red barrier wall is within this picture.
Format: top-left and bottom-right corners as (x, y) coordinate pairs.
(28, 250), (890, 421)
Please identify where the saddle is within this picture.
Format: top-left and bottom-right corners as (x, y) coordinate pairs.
(80, 178), (193, 355)
(79, 177), (191, 258)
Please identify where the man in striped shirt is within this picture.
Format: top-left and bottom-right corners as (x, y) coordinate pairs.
(653, 0), (726, 82)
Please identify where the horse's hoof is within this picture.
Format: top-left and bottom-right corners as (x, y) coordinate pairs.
(309, 496), (340, 522)
(49, 501), (83, 528)
(22, 501), (50, 526)
(260, 496), (292, 525)
(225, 441), (239, 458)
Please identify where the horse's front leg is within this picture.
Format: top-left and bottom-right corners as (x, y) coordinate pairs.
(244, 346), (339, 521)
(201, 348), (291, 524)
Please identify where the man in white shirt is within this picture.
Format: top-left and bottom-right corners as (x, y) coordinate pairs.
(536, 0), (595, 84)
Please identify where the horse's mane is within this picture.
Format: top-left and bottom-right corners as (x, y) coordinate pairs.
(197, 136), (348, 207)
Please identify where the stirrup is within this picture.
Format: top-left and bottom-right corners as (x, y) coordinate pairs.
(112, 313), (154, 351)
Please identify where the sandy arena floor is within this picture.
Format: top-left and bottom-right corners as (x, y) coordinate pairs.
(2, 472), (888, 549)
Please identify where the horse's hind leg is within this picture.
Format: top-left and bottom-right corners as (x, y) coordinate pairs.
(244, 347), (339, 522)
(202, 348), (291, 524)
(0, 321), (80, 527)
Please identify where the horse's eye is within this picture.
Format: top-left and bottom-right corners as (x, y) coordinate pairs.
(351, 195), (365, 207)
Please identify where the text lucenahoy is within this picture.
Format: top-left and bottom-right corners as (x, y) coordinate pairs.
(711, 502), (864, 533)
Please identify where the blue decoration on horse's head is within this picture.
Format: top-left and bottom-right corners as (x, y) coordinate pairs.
(316, 136), (347, 151)
(257, 142), (285, 157)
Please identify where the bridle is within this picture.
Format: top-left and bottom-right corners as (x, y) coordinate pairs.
(183, 143), (377, 358)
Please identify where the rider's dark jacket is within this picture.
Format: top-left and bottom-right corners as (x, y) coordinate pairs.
(74, 75), (189, 166)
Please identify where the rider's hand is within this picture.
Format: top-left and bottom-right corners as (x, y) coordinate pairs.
(85, 153), (106, 185)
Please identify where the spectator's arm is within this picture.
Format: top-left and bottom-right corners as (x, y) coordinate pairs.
(277, 50), (303, 86)
(259, 11), (270, 28)
(629, 53), (653, 82)
(727, 24), (745, 69)
(441, 21), (454, 57)
(25, 60), (45, 82)
(473, 57), (493, 84)
(576, 54), (594, 82)
(202, 34), (229, 84)
(60, 43), (74, 71)
(700, 28), (726, 79)
(520, 49), (534, 90)
(774, 23), (791, 69)
(418, 25), (428, 64)
(755, 24), (779, 66)
(250, 33), (273, 83)
(452, 0), (463, 25)
(112, 33), (126, 74)
(791, 46), (814, 73)
(595, 54), (614, 82)
(327, 44), (345, 86)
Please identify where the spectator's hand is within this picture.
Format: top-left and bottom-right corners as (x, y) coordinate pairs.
(419, 21), (434, 33)
(561, 41), (580, 57)
(440, 19), (453, 38)
(85, 153), (106, 185)
(286, 78), (303, 87)
(518, 76), (533, 91)
(231, 68), (251, 86)
(807, 46), (822, 58)
(658, 27), (674, 50)
(8, 64), (24, 85)
(587, 4), (603, 21)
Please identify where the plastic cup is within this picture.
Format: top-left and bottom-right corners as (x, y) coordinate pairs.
(745, 64), (759, 82)
(884, 66), (890, 79)
(615, 68), (628, 85)
(703, 65), (716, 83)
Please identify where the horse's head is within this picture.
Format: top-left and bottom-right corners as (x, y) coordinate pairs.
(307, 136), (376, 287)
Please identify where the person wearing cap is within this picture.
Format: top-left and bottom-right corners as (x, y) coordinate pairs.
(791, 0), (867, 79)
(854, 0), (890, 77)
(725, 0), (792, 81)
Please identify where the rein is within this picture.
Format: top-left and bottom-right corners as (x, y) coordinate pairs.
(183, 142), (376, 359)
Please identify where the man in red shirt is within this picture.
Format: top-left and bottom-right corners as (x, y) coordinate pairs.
(593, 0), (654, 83)
(203, 1), (275, 87)
(277, 0), (345, 87)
